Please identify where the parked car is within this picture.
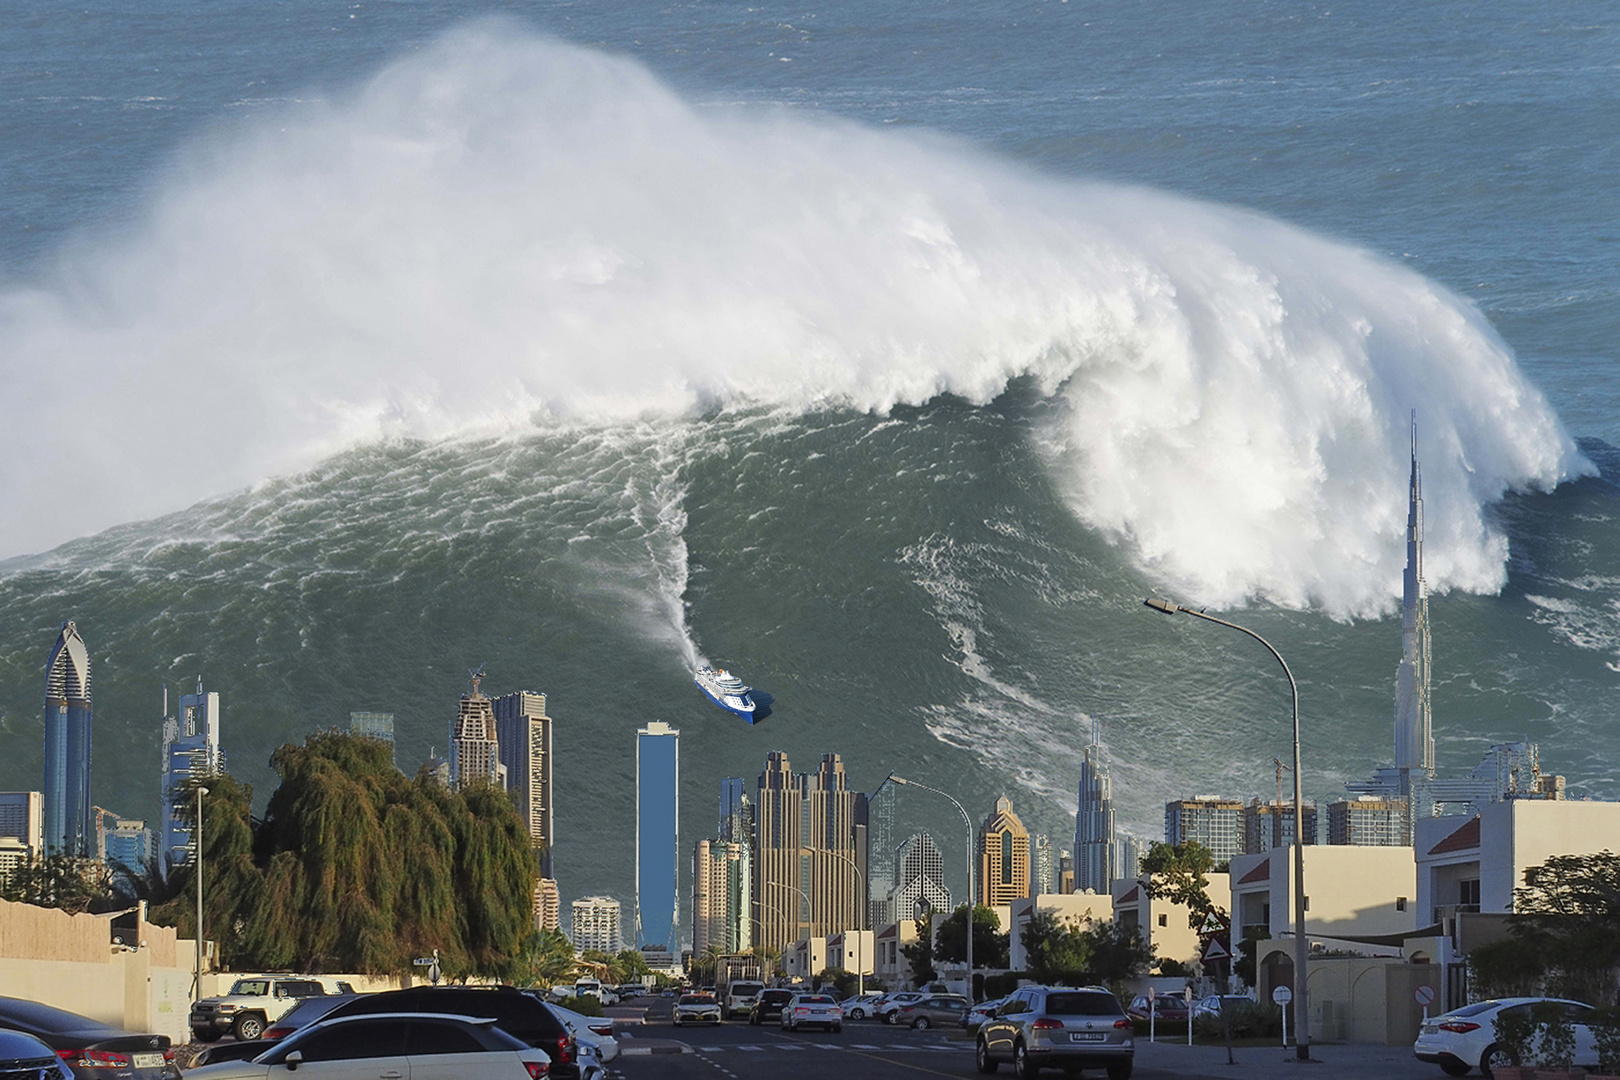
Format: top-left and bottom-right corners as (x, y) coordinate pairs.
(879, 992), (928, 1024)
(1191, 995), (1255, 1022)
(781, 993), (842, 1033)
(191, 976), (354, 1042)
(192, 1040), (276, 1067)
(1413, 997), (1598, 1077)
(0, 1028), (71, 1080)
(842, 994), (884, 1020)
(673, 994), (723, 1027)
(1125, 994), (1190, 1023)
(977, 985), (1133, 1080)
(0, 996), (179, 1080)
(963, 996), (1010, 1032)
(317, 984), (579, 1080)
(896, 994), (971, 1030)
(538, 1003), (614, 1080)
(259, 994), (359, 1041)
(750, 989), (797, 1026)
(183, 1012), (550, 1080)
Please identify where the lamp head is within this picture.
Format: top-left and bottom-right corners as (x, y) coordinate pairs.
(1143, 598), (1180, 615)
(197, 786), (210, 796)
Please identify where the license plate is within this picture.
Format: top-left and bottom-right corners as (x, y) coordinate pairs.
(1070, 1032), (1106, 1042)
(133, 1053), (165, 1068)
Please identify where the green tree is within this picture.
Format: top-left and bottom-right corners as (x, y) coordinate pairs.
(817, 966), (858, 998)
(1471, 850), (1620, 1005)
(154, 731), (536, 977)
(1020, 911), (1153, 987)
(618, 948), (654, 983)
(515, 928), (578, 989)
(1081, 918), (1155, 986)
(934, 904), (1011, 969)
(0, 852), (112, 914)
(1140, 841), (1227, 928)
(901, 911), (938, 986)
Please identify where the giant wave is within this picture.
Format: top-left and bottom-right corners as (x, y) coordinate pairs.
(0, 23), (1589, 616)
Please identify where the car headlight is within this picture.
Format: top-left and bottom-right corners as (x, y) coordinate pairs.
(216, 1005), (238, 1013)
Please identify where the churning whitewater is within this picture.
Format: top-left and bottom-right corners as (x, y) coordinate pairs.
(0, 24), (1588, 617)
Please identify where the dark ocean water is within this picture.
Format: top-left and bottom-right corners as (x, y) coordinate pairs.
(1, 0), (1616, 932)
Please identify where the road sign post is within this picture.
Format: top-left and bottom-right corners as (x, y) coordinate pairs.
(1273, 985), (1293, 1047)
(1147, 985), (1156, 1043)
(1414, 984), (1435, 1023)
(1185, 985), (1194, 1046)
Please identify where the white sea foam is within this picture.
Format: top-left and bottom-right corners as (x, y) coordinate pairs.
(0, 23), (1589, 614)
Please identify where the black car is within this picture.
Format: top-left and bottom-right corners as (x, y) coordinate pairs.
(261, 994), (359, 1040)
(318, 984), (579, 1080)
(0, 1028), (69, 1080)
(192, 1039), (276, 1067)
(0, 997), (178, 1080)
(750, 989), (796, 1026)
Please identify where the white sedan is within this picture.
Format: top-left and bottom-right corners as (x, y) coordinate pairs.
(1413, 997), (1597, 1076)
(544, 1002), (619, 1067)
(184, 1012), (551, 1080)
(673, 993), (723, 1026)
(781, 993), (842, 1033)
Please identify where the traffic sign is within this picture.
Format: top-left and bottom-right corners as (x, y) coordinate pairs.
(1201, 937), (1230, 963)
(1198, 911), (1229, 936)
(1183, 985), (1194, 1004)
(1272, 986), (1293, 1006)
(1147, 986), (1156, 1001)
(1414, 986), (1436, 1007)
(413, 957), (437, 966)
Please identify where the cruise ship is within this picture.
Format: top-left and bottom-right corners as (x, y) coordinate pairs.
(693, 667), (758, 722)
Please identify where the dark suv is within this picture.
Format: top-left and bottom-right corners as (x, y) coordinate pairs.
(319, 985), (578, 1080)
(750, 989), (796, 1026)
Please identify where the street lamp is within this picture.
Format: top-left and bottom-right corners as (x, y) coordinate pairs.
(1143, 598), (1312, 1062)
(889, 774), (977, 1000)
(800, 845), (868, 996)
(194, 785), (210, 1003)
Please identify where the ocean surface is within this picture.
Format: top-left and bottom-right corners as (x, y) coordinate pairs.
(1, 0), (1616, 932)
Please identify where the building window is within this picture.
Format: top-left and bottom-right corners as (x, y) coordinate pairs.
(1002, 831), (1014, 885)
(1459, 879), (1481, 911)
(1396, 897), (1407, 912)
(1158, 913), (1167, 927)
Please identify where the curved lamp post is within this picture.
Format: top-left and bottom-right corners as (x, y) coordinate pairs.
(1143, 598), (1311, 1062)
(889, 774), (976, 1000)
(800, 845), (868, 996)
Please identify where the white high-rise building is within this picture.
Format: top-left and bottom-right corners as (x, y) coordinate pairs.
(1074, 719), (1121, 892)
(451, 670), (505, 791)
(571, 895), (624, 954)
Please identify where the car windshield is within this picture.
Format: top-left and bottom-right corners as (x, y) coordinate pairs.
(731, 984), (763, 995)
(682, 995), (716, 1005)
(762, 991), (794, 1002)
(230, 980), (271, 996)
(1047, 993), (1124, 1016)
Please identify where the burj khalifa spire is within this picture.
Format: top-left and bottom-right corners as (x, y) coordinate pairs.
(1393, 411), (1435, 788)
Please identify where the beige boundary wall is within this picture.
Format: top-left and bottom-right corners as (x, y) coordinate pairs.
(1, 899), (409, 1043)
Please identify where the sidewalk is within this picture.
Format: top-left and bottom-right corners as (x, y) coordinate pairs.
(1135, 1039), (1434, 1079)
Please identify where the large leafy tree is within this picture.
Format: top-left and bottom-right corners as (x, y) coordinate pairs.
(0, 853), (112, 914)
(934, 904), (1011, 969)
(1472, 850), (1620, 1005)
(901, 911), (938, 986)
(1019, 910), (1154, 988)
(156, 731), (536, 977)
(1140, 840), (1228, 928)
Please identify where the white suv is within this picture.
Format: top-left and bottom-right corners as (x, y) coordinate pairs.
(191, 975), (356, 1041)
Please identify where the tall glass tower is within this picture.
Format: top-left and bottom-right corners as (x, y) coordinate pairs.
(160, 679), (222, 875)
(43, 621), (93, 856)
(636, 721), (680, 950)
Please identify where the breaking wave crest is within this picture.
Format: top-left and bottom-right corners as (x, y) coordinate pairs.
(0, 22), (1590, 615)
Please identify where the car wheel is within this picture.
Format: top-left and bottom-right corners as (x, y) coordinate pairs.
(850, 1008), (864, 1019)
(1439, 1064), (1470, 1078)
(915, 1016), (931, 1030)
(192, 1028), (220, 1043)
(976, 1036), (999, 1074)
(1013, 1041), (1040, 1078)
(1106, 1061), (1133, 1080)
(232, 1014), (265, 1041)
(883, 1012), (896, 1025)
(1480, 1044), (1518, 1079)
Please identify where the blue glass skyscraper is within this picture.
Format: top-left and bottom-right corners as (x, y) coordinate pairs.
(635, 721), (680, 950)
(43, 621), (93, 856)
(160, 679), (222, 875)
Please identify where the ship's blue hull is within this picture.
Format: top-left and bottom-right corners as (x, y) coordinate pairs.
(697, 682), (758, 723)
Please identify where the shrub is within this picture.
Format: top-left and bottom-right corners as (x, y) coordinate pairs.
(1192, 1001), (1282, 1041)
(556, 995), (605, 1017)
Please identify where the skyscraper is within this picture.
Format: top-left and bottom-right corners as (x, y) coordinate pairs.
(715, 778), (755, 952)
(754, 751), (803, 952)
(43, 621), (93, 856)
(636, 721), (680, 949)
(1164, 797), (1245, 862)
(1243, 798), (1319, 853)
(806, 753), (862, 938)
(1073, 719), (1119, 893)
(160, 679), (222, 874)
(885, 831), (950, 922)
(451, 671), (504, 791)
(0, 792), (43, 856)
(493, 691), (554, 876)
(1394, 412), (1435, 790)
(1030, 834), (1054, 896)
(96, 809), (152, 874)
(571, 895), (624, 954)
(1327, 796), (1410, 846)
(534, 878), (561, 932)
(978, 795), (1031, 907)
